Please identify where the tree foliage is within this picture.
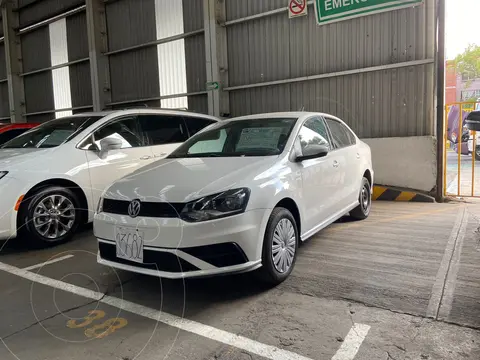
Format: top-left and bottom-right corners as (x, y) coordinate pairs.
(454, 44), (480, 80)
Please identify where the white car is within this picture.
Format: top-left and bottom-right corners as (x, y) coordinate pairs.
(94, 112), (373, 284)
(0, 109), (218, 245)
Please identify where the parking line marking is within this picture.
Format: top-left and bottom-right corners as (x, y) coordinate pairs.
(0, 261), (317, 360)
(23, 255), (74, 271)
(426, 206), (468, 319)
(331, 324), (370, 360)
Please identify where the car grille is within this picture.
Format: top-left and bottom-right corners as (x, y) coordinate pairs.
(98, 241), (199, 273)
(103, 199), (184, 218)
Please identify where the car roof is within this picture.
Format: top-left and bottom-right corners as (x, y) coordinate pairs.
(0, 122), (40, 129)
(227, 111), (342, 122)
(74, 109), (219, 122)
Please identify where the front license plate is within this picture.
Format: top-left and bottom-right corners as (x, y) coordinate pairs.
(115, 227), (144, 264)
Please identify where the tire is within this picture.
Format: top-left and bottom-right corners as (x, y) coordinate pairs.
(19, 186), (82, 247)
(258, 207), (299, 285)
(350, 177), (372, 220)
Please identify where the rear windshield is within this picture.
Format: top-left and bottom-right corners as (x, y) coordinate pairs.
(1, 116), (102, 149)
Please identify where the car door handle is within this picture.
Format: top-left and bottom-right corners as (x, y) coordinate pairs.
(154, 153), (168, 158)
(140, 155), (152, 160)
(356, 153), (360, 159)
(333, 160), (339, 168)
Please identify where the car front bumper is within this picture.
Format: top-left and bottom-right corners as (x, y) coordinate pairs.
(0, 175), (26, 241)
(94, 208), (270, 279)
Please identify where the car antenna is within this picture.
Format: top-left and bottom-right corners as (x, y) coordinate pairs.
(299, 106), (305, 112)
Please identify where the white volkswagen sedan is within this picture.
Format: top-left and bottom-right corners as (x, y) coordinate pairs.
(0, 109), (218, 246)
(94, 112), (373, 284)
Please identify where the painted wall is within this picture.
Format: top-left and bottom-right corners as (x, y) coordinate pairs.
(363, 136), (437, 192)
(445, 60), (457, 105)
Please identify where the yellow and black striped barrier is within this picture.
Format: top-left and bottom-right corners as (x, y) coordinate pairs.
(372, 186), (435, 203)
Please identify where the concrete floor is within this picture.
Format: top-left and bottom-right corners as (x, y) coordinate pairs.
(0, 202), (479, 360)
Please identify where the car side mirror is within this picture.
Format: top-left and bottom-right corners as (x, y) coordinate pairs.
(295, 144), (329, 162)
(99, 137), (122, 158)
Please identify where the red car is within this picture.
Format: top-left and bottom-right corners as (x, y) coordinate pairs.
(0, 123), (40, 146)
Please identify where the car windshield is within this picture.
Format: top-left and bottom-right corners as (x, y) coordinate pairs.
(168, 118), (297, 158)
(1, 116), (102, 149)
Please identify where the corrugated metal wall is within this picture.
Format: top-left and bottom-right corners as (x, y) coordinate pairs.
(21, 26), (55, 121)
(106, 0), (158, 104)
(0, 0), (209, 122)
(225, 1), (435, 138)
(0, 0), (436, 134)
(18, 0), (85, 28)
(106, 0), (208, 112)
(183, 0), (208, 112)
(66, 12), (91, 111)
(0, 42), (9, 120)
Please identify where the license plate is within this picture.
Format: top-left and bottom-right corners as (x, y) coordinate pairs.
(115, 226), (144, 263)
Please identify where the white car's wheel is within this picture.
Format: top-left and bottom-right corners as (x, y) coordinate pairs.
(350, 177), (372, 220)
(259, 207), (299, 285)
(19, 186), (81, 247)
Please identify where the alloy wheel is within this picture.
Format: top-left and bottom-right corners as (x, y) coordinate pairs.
(33, 195), (76, 240)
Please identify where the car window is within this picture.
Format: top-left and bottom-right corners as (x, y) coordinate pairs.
(187, 129), (228, 154)
(93, 116), (145, 149)
(1, 116), (102, 149)
(325, 118), (355, 149)
(184, 117), (217, 137)
(139, 115), (188, 146)
(297, 117), (332, 152)
(0, 129), (29, 145)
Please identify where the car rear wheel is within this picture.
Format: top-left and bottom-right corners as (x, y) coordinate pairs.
(350, 177), (371, 220)
(258, 207), (299, 285)
(19, 186), (81, 247)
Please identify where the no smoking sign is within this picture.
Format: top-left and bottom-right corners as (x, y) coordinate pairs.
(288, 0), (308, 18)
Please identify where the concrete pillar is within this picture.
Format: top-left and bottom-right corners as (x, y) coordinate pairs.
(1, 0), (26, 123)
(204, 0), (230, 117)
(85, 0), (111, 111)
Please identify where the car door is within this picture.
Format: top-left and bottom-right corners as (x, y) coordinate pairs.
(138, 114), (189, 160)
(83, 115), (153, 208)
(324, 117), (359, 210)
(295, 117), (337, 233)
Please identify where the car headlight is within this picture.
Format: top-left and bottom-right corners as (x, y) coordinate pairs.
(96, 197), (104, 214)
(0, 171), (8, 180)
(180, 188), (250, 222)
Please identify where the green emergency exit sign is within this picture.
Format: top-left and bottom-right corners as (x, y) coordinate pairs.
(315, 0), (423, 25)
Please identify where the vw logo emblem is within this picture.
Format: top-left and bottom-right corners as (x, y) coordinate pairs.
(128, 200), (141, 218)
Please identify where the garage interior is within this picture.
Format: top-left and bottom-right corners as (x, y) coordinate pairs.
(1, 0), (439, 194)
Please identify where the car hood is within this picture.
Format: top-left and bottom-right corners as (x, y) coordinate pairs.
(0, 148), (53, 171)
(105, 156), (279, 203)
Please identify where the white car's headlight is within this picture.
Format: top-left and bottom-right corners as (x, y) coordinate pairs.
(180, 188), (250, 223)
(96, 197), (104, 214)
(0, 171), (8, 180)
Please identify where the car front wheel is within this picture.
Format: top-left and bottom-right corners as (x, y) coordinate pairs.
(19, 186), (81, 247)
(259, 207), (299, 285)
